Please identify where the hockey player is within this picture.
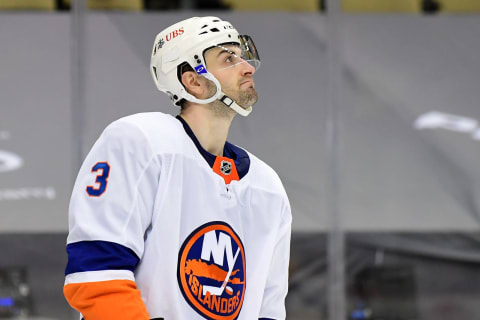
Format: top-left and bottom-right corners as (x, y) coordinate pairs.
(64, 16), (292, 320)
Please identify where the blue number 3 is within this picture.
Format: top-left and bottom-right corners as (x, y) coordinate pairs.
(86, 162), (110, 197)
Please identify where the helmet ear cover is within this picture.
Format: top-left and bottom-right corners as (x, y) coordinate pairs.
(176, 62), (195, 107)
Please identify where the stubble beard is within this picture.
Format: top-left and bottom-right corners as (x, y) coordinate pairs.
(238, 87), (258, 108)
(206, 80), (258, 118)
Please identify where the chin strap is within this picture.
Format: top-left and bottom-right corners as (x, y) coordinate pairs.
(219, 93), (252, 117)
(179, 72), (223, 104)
(179, 71), (253, 117)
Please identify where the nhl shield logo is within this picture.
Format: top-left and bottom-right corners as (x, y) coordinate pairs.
(220, 160), (232, 176)
(177, 221), (246, 320)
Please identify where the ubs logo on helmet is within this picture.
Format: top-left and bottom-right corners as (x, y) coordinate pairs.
(177, 221), (246, 320)
(166, 27), (184, 42)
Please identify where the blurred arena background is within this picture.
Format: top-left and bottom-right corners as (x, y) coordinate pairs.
(1, 0), (480, 319)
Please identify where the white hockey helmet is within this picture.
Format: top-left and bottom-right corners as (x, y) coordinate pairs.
(150, 16), (260, 116)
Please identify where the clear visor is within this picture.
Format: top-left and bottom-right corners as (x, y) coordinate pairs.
(204, 35), (261, 72)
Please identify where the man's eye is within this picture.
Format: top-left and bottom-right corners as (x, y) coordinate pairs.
(225, 55), (233, 63)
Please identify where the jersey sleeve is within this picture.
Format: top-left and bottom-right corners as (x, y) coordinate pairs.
(64, 120), (160, 319)
(259, 197), (292, 320)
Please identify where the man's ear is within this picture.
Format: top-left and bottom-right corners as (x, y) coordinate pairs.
(181, 71), (203, 97)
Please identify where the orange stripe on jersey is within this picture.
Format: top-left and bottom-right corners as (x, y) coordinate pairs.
(212, 157), (239, 184)
(64, 279), (149, 320)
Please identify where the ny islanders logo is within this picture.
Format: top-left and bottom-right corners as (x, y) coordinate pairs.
(177, 222), (246, 320)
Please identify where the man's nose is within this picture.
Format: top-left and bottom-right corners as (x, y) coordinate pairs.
(240, 60), (256, 76)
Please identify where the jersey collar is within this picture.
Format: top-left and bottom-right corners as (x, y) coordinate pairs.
(176, 115), (250, 181)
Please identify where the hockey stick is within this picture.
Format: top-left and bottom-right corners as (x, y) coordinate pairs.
(203, 247), (240, 296)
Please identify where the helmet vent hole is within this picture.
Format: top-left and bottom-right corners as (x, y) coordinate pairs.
(152, 66), (158, 79)
(213, 19), (220, 22)
(199, 31), (208, 35)
(210, 28), (220, 32)
(201, 24), (208, 29)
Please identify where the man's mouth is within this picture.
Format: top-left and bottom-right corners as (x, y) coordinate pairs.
(240, 80), (254, 87)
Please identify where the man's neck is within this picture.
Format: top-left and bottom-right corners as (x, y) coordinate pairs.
(180, 103), (235, 157)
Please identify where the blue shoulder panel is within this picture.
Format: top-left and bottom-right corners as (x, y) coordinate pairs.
(65, 240), (140, 276)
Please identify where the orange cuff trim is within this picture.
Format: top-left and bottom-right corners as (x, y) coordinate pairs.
(64, 279), (149, 320)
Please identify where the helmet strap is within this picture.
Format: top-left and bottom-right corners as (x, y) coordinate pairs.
(181, 71), (252, 117)
(180, 72), (222, 104)
(219, 94), (252, 117)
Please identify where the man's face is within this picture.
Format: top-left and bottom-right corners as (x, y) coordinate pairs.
(204, 44), (258, 108)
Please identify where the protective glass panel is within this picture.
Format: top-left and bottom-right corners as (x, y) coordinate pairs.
(238, 34), (261, 70)
(341, 14), (480, 320)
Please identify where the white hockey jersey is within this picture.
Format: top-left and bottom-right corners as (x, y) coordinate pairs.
(64, 112), (292, 320)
